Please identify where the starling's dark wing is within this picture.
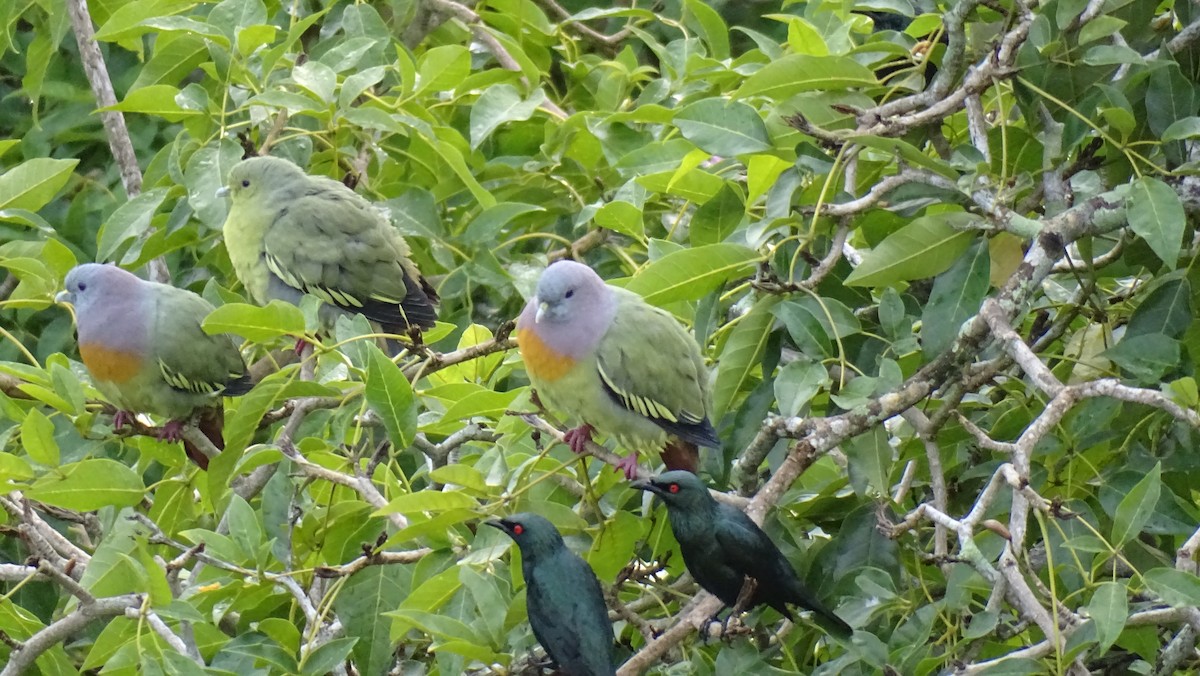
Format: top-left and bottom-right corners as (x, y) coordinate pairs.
(714, 504), (852, 637)
(525, 551), (617, 676)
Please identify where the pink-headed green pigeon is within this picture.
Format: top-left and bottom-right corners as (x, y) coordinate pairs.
(57, 263), (251, 468)
(517, 260), (718, 478)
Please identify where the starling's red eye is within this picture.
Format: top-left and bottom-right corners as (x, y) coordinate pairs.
(669, 483), (680, 494)
(512, 524), (524, 535)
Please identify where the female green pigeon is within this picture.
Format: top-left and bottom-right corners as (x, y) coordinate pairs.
(57, 264), (252, 468)
(218, 156), (439, 343)
(517, 260), (718, 479)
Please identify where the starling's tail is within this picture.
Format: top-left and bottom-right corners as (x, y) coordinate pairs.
(789, 584), (853, 639)
(812, 606), (853, 640)
(660, 438), (699, 474)
(183, 407), (226, 470)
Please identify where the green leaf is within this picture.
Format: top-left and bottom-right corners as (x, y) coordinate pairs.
(674, 98), (772, 156)
(845, 213), (978, 286)
(1111, 461), (1160, 547)
(682, 0), (729, 59)
(439, 389), (521, 423)
(26, 459), (144, 510)
(846, 426), (891, 497)
(20, 407), (58, 466)
(375, 490), (479, 516)
(225, 495), (265, 561)
(469, 84), (546, 149)
(1087, 581), (1126, 655)
(1102, 334), (1180, 384)
(137, 16), (229, 46)
(736, 55), (877, 100)
(921, 240), (990, 358)
(625, 243), (760, 306)
(0, 158), (78, 212)
(428, 465), (489, 493)
(1125, 278), (1191, 340)
(93, 0), (195, 42)
(1143, 567), (1200, 607)
(385, 609), (481, 644)
(364, 343), (417, 450)
(774, 360), (828, 417)
(184, 137), (243, 228)
(292, 60), (336, 103)
(208, 0), (267, 42)
(713, 297), (779, 419)
(334, 565), (406, 676)
(222, 370), (289, 460)
(203, 301), (306, 342)
(0, 452), (35, 482)
(97, 188), (170, 262)
(1128, 177), (1185, 267)
(690, 184), (744, 245)
(300, 637), (357, 676)
(1162, 117), (1200, 141)
(104, 84), (197, 122)
(594, 200), (645, 239)
(417, 45), (470, 95)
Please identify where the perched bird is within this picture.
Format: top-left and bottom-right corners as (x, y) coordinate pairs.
(56, 264), (252, 468)
(517, 260), (717, 479)
(632, 471), (852, 639)
(218, 156), (438, 347)
(486, 513), (617, 676)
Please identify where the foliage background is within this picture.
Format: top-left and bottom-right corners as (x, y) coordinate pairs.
(2, 0), (1200, 673)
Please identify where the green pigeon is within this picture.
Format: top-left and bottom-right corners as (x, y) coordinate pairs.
(632, 471), (852, 639)
(56, 264), (252, 468)
(517, 260), (718, 479)
(218, 156), (438, 345)
(486, 513), (617, 676)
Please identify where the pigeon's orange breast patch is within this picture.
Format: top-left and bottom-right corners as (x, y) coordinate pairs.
(79, 343), (143, 384)
(517, 327), (575, 382)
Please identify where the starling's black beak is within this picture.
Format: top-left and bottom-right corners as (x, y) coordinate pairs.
(630, 480), (661, 495)
(484, 519), (507, 533)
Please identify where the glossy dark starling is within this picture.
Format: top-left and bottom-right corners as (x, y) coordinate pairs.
(632, 471), (852, 638)
(486, 513), (617, 676)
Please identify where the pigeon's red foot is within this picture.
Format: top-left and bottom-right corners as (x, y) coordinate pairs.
(293, 338), (310, 356)
(157, 420), (186, 443)
(613, 453), (641, 480)
(112, 410), (135, 431)
(562, 424), (595, 455)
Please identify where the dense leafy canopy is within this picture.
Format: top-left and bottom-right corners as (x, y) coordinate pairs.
(2, 0), (1200, 674)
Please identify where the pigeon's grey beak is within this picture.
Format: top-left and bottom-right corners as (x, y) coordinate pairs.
(215, 186), (230, 198)
(55, 290), (73, 304)
(535, 301), (548, 324)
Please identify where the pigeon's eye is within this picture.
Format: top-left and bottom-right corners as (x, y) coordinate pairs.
(565, 289), (575, 299)
(77, 282), (87, 292)
(241, 179), (250, 188)
(512, 524), (524, 535)
(668, 483), (680, 494)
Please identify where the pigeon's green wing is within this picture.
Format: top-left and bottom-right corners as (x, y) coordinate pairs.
(261, 180), (437, 329)
(150, 285), (251, 397)
(593, 289), (717, 446)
